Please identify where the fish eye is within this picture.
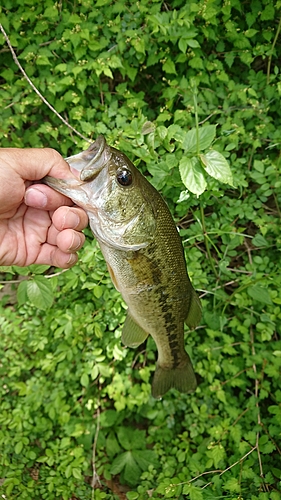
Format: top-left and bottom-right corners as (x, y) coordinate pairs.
(116, 167), (133, 187)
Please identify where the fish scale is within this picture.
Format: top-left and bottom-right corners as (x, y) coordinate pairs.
(43, 136), (202, 398)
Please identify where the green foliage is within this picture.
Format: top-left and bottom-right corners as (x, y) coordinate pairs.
(1, 0), (281, 498)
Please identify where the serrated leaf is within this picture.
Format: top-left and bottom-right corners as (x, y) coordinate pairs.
(25, 276), (54, 310)
(183, 484), (203, 500)
(110, 451), (128, 474)
(200, 150), (233, 185)
(27, 265), (50, 274)
(117, 427), (133, 450)
(182, 125), (216, 153)
(132, 449), (158, 471)
(179, 156), (207, 196)
(123, 452), (142, 485)
(247, 285), (273, 305)
(99, 409), (119, 427)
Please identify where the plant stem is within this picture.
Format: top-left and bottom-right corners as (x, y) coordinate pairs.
(192, 85), (200, 156)
(200, 204), (219, 279)
(267, 17), (281, 85)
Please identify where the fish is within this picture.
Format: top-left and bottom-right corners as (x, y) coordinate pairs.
(43, 136), (202, 398)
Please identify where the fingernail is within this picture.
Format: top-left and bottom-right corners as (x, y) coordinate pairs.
(67, 253), (78, 266)
(65, 210), (80, 230)
(25, 187), (48, 208)
(69, 234), (83, 252)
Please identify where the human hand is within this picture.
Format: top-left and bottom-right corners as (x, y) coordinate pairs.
(0, 147), (88, 268)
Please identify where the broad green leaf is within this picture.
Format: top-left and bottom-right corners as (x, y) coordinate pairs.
(182, 128), (198, 153)
(179, 156), (207, 196)
(117, 427), (133, 450)
(110, 451), (128, 474)
(163, 59), (177, 74)
(80, 373), (89, 387)
(17, 280), (28, 306)
(99, 410), (119, 427)
(25, 276), (54, 310)
(142, 121), (155, 135)
(27, 265), (50, 274)
(183, 484), (203, 500)
(198, 125), (217, 150)
(133, 449), (158, 471)
(123, 452), (142, 485)
(187, 38), (200, 48)
(200, 150), (233, 185)
(247, 285), (273, 305)
(182, 125), (216, 153)
(106, 431), (121, 458)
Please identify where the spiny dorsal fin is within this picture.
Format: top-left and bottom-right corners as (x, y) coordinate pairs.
(122, 313), (149, 348)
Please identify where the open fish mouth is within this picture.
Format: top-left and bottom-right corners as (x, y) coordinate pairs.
(66, 136), (112, 181)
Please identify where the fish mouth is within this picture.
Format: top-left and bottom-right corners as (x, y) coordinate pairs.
(66, 135), (112, 181)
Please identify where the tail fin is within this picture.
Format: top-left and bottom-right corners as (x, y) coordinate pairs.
(151, 355), (197, 399)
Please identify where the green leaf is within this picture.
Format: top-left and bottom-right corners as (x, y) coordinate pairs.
(80, 373), (89, 387)
(25, 276), (54, 310)
(247, 285), (273, 305)
(126, 492), (139, 500)
(163, 59), (177, 74)
(132, 449), (158, 471)
(252, 234), (269, 247)
(142, 121), (155, 135)
(179, 156), (207, 196)
(200, 150), (233, 185)
(123, 452), (142, 485)
(183, 484), (203, 500)
(72, 467), (82, 479)
(186, 39), (200, 48)
(99, 410), (119, 427)
(110, 452), (128, 475)
(198, 125), (217, 150)
(17, 280), (28, 306)
(15, 441), (24, 454)
(182, 125), (216, 153)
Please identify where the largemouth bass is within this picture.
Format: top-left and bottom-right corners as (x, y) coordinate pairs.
(43, 136), (201, 398)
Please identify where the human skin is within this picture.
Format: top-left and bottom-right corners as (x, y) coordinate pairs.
(0, 147), (88, 268)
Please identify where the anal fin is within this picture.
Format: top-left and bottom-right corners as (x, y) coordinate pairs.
(185, 289), (202, 329)
(122, 313), (149, 348)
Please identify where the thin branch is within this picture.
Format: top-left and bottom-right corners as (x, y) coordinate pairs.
(0, 23), (91, 143)
(219, 446), (256, 477)
(267, 17), (281, 85)
(91, 404), (101, 489)
(250, 322), (264, 479)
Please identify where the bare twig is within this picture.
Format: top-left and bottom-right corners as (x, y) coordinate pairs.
(267, 17), (281, 85)
(91, 404), (101, 489)
(0, 23), (91, 143)
(250, 322), (264, 479)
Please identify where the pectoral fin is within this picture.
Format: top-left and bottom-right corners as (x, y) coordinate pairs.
(122, 313), (149, 348)
(185, 289), (202, 328)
